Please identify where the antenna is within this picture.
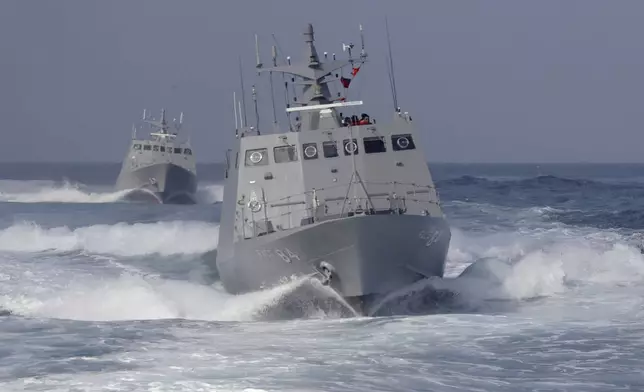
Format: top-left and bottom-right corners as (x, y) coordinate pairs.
(385, 16), (399, 111)
(160, 108), (167, 134)
(359, 24), (367, 59)
(233, 92), (239, 137)
(271, 45), (278, 67)
(284, 80), (293, 131)
(255, 34), (263, 69)
(269, 45), (278, 129)
(142, 109), (147, 120)
(238, 56), (248, 127)
(238, 100), (244, 128)
(252, 84), (260, 135)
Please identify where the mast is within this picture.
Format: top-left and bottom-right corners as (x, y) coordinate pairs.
(238, 56), (248, 127)
(160, 109), (167, 134)
(269, 45), (278, 130)
(252, 84), (260, 135)
(238, 101), (244, 128)
(249, 24), (375, 216)
(385, 16), (399, 112)
(257, 24), (367, 131)
(140, 108), (182, 142)
(233, 91), (239, 137)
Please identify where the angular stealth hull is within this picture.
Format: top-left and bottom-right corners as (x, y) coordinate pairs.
(116, 162), (197, 205)
(216, 214), (451, 316)
(215, 23), (452, 317)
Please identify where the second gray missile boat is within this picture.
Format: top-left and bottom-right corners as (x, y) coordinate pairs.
(115, 109), (197, 204)
(215, 24), (451, 315)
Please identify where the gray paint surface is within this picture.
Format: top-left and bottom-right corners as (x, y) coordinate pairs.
(214, 24), (451, 315)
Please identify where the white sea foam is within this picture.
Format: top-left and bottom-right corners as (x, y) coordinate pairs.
(0, 221), (219, 256)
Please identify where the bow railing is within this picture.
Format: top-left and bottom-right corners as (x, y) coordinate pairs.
(236, 180), (442, 239)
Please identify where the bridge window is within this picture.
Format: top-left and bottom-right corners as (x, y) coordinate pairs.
(274, 145), (298, 163)
(302, 143), (318, 160)
(245, 148), (268, 166)
(133, 144), (141, 150)
(322, 141), (338, 158)
(153, 145), (159, 152)
(174, 147), (182, 154)
(392, 134), (416, 151)
(143, 145), (152, 151)
(363, 136), (386, 154)
(160, 146), (166, 152)
(184, 148), (193, 155)
(343, 138), (359, 156)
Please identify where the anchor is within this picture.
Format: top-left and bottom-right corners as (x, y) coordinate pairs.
(318, 261), (335, 286)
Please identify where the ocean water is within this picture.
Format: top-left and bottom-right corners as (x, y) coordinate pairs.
(0, 162), (643, 391)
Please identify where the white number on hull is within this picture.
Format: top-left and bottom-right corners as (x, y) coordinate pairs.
(275, 249), (290, 263)
(256, 248), (301, 263)
(418, 230), (441, 247)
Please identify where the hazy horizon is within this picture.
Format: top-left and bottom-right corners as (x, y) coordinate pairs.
(3, 161), (644, 166)
(3, 1), (644, 164)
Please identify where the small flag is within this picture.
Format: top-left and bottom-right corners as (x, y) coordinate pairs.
(351, 66), (361, 77)
(340, 77), (352, 88)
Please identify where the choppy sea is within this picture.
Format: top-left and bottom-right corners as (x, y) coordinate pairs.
(0, 162), (643, 391)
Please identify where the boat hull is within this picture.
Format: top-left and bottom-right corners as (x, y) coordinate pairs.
(215, 214), (451, 316)
(115, 162), (197, 205)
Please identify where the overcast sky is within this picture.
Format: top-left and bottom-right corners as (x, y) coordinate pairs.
(2, 1), (644, 163)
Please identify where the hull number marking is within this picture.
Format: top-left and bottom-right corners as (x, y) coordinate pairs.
(256, 248), (301, 263)
(418, 230), (441, 247)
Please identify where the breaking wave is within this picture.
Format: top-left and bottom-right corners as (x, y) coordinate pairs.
(3, 223), (642, 322)
(0, 180), (130, 204)
(0, 180), (225, 205)
(1, 274), (354, 322)
(0, 221), (219, 256)
(371, 227), (644, 316)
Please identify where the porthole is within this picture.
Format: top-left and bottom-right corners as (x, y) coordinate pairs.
(391, 134), (416, 151)
(343, 138), (359, 156)
(249, 151), (263, 163)
(245, 148), (269, 166)
(397, 137), (409, 149)
(304, 145), (317, 158)
(303, 143), (318, 160)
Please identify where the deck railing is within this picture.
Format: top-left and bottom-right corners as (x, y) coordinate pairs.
(236, 180), (442, 239)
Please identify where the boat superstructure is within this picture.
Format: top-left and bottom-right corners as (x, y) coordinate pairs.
(115, 109), (197, 204)
(215, 23), (451, 315)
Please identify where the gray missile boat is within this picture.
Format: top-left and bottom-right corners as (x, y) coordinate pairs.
(115, 109), (197, 204)
(215, 23), (451, 315)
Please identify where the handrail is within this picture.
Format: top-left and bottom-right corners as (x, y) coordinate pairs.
(257, 180), (436, 206)
(237, 179), (441, 239)
(241, 195), (439, 231)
